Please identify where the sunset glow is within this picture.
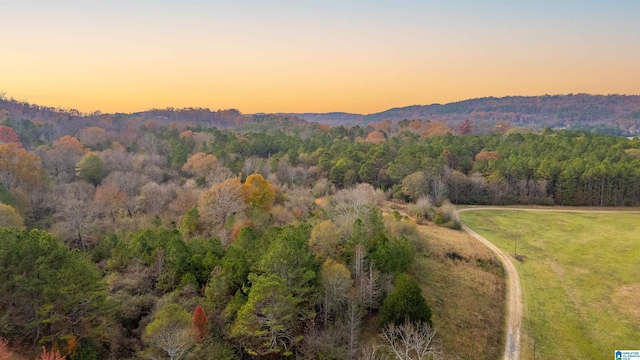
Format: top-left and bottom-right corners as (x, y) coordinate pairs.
(2, 0), (640, 114)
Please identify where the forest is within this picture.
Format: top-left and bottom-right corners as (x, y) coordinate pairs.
(1, 96), (640, 359)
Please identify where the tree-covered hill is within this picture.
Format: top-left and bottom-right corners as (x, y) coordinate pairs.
(4, 93), (640, 137)
(294, 94), (640, 136)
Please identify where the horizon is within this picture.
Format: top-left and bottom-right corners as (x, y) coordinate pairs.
(2, 1), (640, 114)
(4, 92), (640, 116)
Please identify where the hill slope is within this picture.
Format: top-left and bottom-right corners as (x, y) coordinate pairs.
(294, 94), (640, 135)
(3, 93), (640, 136)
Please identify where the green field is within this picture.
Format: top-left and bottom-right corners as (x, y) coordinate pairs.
(460, 210), (640, 359)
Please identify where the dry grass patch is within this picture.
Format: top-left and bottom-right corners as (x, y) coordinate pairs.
(612, 283), (640, 324)
(410, 222), (505, 360)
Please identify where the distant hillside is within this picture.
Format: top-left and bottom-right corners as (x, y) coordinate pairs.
(288, 112), (364, 126)
(0, 96), (316, 145)
(3, 93), (640, 137)
(294, 94), (640, 136)
(0, 95), (250, 129)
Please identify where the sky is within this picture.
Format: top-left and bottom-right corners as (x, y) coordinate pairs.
(1, 0), (640, 114)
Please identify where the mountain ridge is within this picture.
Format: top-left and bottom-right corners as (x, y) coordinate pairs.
(288, 94), (640, 136)
(2, 93), (640, 136)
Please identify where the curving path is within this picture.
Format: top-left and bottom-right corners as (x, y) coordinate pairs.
(457, 207), (640, 360)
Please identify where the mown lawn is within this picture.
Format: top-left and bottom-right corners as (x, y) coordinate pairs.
(460, 210), (640, 359)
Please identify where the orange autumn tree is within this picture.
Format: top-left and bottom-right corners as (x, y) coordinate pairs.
(422, 121), (452, 137)
(475, 151), (501, 161)
(41, 136), (87, 183)
(182, 153), (219, 178)
(192, 305), (209, 343)
(365, 130), (386, 144)
(94, 183), (132, 220)
(242, 174), (275, 211)
(0, 143), (43, 189)
(0, 337), (11, 360)
(64, 336), (77, 357)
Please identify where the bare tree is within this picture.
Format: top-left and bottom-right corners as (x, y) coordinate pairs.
(352, 246), (381, 310)
(469, 172), (487, 198)
(78, 126), (107, 146)
(359, 264), (381, 311)
(37, 136), (86, 184)
(331, 183), (384, 233)
(53, 182), (96, 248)
(139, 133), (169, 155)
(321, 259), (353, 325)
(191, 131), (213, 146)
(198, 178), (246, 228)
(101, 171), (143, 217)
(430, 176), (449, 206)
(312, 177), (333, 198)
(144, 304), (195, 360)
(448, 170), (469, 204)
(138, 182), (177, 214)
(380, 320), (441, 360)
(205, 166), (234, 185)
(309, 220), (342, 259)
(346, 295), (363, 359)
(358, 343), (383, 360)
(101, 146), (136, 173)
(353, 244), (366, 283)
(242, 157), (265, 177)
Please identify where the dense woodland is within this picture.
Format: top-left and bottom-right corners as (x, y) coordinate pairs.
(1, 96), (640, 359)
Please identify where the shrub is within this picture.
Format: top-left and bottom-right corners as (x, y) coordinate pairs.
(408, 195), (434, 220)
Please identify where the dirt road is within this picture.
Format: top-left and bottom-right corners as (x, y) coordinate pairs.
(458, 208), (522, 360)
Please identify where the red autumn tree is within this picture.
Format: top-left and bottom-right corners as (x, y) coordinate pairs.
(192, 305), (209, 343)
(36, 346), (66, 360)
(457, 119), (473, 135)
(0, 337), (12, 360)
(0, 126), (21, 146)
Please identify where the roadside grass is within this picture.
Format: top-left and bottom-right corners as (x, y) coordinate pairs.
(459, 210), (640, 359)
(410, 223), (505, 359)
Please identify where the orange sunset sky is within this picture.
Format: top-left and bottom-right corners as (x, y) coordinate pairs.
(1, 1), (640, 114)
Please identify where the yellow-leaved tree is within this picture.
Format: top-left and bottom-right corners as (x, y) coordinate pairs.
(0, 203), (25, 229)
(242, 174), (275, 211)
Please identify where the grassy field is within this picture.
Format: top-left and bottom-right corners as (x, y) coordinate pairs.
(459, 210), (640, 359)
(410, 222), (505, 359)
